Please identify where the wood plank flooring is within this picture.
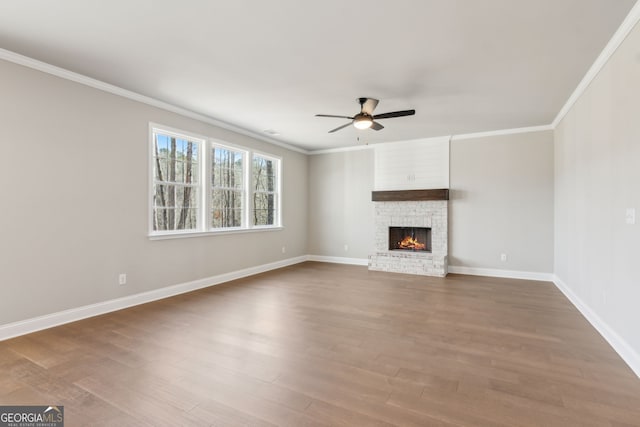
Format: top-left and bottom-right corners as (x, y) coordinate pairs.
(1, 262), (639, 426)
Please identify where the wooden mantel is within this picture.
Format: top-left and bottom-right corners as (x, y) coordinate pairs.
(371, 189), (449, 202)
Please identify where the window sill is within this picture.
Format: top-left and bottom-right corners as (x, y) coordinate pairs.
(148, 226), (284, 241)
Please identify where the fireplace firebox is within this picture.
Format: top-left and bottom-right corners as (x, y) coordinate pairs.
(388, 227), (431, 252)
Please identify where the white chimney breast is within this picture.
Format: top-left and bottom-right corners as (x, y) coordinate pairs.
(374, 136), (450, 191)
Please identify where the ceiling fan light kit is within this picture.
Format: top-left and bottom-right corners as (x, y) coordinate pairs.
(353, 114), (373, 129)
(315, 97), (415, 133)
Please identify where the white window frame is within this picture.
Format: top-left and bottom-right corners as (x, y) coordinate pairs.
(209, 141), (248, 231)
(149, 125), (206, 236)
(251, 151), (282, 229)
(149, 123), (283, 239)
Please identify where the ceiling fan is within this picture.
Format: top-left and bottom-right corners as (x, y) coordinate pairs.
(316, 97), (415, 133)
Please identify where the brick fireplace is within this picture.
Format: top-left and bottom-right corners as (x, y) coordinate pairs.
(369, 189), (448, 277)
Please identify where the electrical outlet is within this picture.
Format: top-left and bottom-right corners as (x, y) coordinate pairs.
(626, 208), (636, 225)
(281, 246), (286, 254)
(344, 244), (349, 252)
(118, 273), (127, 285)
(500, 254), (507, 262)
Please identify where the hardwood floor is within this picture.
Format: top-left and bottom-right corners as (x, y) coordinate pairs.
(1, 262), (639, 426)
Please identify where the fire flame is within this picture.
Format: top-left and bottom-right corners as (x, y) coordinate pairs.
(398, 236), (426, 250)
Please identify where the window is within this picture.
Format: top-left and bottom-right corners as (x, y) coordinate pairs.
(149, 124), (281, 237)
(151, 130), (202, 232)
(211, 145), (245, 229)
(252, 154), (279, 226)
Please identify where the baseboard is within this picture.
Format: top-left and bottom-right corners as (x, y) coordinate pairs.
(307, 255), (369, 266)
(0, 255), (308, 342)
(306, 259), (554, 280)
(10, 255), (637, 381)
(552, 275), (640, 378)
(448, 265), (554, 282)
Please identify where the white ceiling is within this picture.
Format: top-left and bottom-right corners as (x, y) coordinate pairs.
(0, 0), (636, 151)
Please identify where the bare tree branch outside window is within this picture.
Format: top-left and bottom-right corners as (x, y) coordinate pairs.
(212, 146), (243, 228)
(152, 133), (198, 231)
(152, 129), (279, 235)
(252, 155), (278, 226)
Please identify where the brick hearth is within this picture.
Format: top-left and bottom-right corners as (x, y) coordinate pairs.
(369, 200), (448, 276)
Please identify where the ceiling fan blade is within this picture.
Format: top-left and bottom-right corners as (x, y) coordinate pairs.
(328, 122), (353, 133)
(361, 98), (379, 115)
(373, 109), (416, 120)
(371, 121), (384, 131)
(316, 114), (354, 119)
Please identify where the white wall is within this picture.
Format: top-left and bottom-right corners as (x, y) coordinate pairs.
(308, 149), (374, 259)
(308, 130), (555, 274)
(0, 59), (308, 325)
(450, 131), (555, 273)
(554, 20), (640, 366)
(374, 137), (449, 190)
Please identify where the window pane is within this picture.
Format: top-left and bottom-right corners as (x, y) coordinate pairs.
(252, 154), (279, 226)
(211, 189), (242, 209)
(212, 192), (242, 227)
(153, 207), (198, 231)
(169, 160), (184, 182)
(211, 146), (245, 228)
(153, 156), (168, 182)
(212, 147), (243, 189)
(253, 155), (276, 192)
(153, 207), (174, 231)
(153, 183), (198, 231)
(189, 142), (198, 162)
(211, 188), (243, 228)
(253, 192), (276, 226)
(213, 166), (243, 189)
(154, 134), (199, 185)
(153, 184), (169, 207)
(190, 162), (198, 182)
(155, 134), (170, 158)
(211, 209), (242, 228)
(152, 130), (201, 234)
(176, 185), (198, 210)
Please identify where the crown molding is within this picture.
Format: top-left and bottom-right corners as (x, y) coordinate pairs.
(552, 1), (640, 128)
(310, 135), (454, 155)
(0, 48), (310, 155)
(450, 125), (554, 141)
(298, 1), (640, 152)
(309, 143), (375, 155)
(3, 0), (638, 157)
(309, 125), (553, 155)
(4, 45), (551, 156)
